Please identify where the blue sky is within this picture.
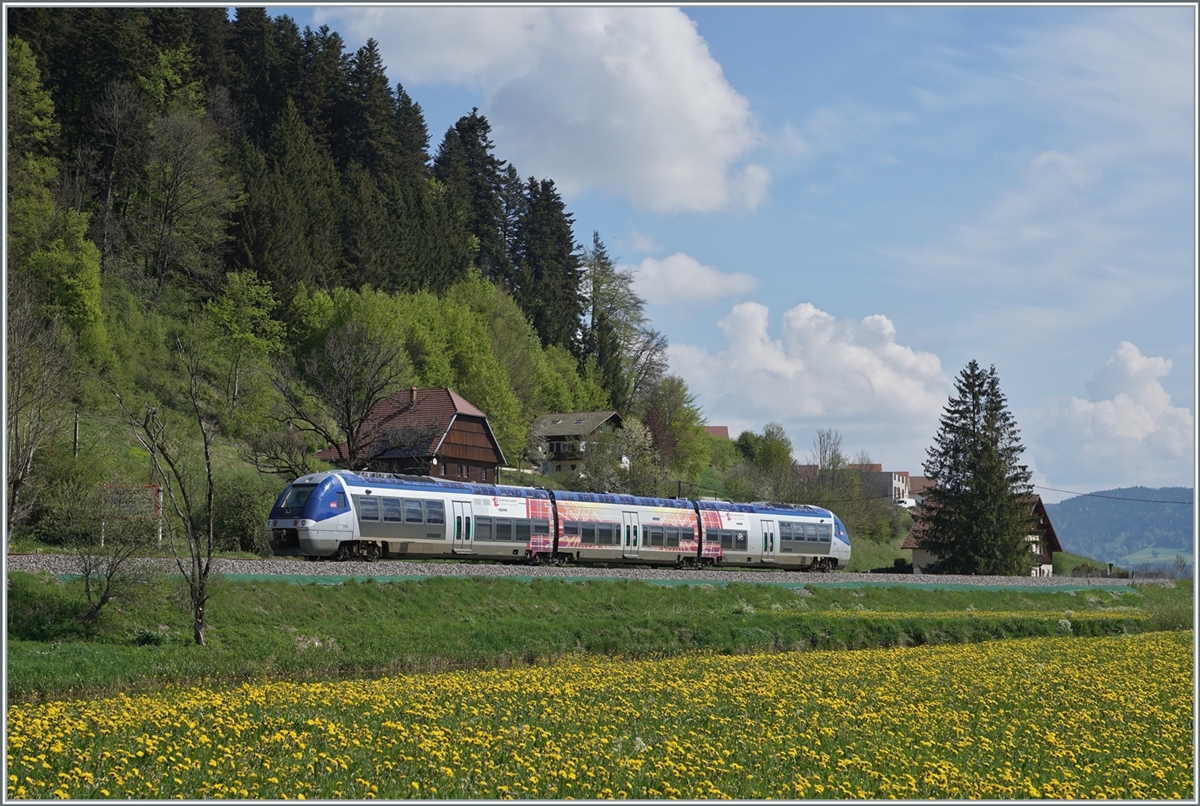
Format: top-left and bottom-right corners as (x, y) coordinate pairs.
(272, 5), (1195, 501)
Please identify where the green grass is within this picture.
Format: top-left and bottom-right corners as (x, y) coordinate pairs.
(1119, 546), (1193, 566)
(845, 534), (910, 572)
(7, 569), (1187, 703)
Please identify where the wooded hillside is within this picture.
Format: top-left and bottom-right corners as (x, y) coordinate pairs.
(1044, 487), (1194, 564)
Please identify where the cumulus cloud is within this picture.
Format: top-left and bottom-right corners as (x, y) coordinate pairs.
(629, 254), (758, 305)
(314, 6), (768, 212)
(670, 301), (951, 469)
(1036, 342), (1194, 488)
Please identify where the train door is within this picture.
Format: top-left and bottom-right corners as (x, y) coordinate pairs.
(452, 500), (474, 553)
(759, 518), (776, 563)
(622, 511), (641, 559)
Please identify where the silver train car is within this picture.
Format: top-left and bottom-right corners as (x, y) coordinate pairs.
(266, 469), (851, 570)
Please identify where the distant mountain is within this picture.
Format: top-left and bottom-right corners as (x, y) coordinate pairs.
(1043, 487), (1194, 565)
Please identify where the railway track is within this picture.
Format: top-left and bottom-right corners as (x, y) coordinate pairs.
(6, 553), (1156, 588)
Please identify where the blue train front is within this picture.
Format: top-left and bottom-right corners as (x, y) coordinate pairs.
(267, 469), (851, 569)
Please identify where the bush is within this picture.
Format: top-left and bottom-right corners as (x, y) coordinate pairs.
(212, 473), (283, 555)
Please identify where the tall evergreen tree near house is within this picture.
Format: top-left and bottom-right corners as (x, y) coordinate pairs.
(920, 360), (1037, 575)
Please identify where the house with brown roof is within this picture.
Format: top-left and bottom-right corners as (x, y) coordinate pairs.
(902, 494), (1063, 576)
(528, 411), (623, 474)
(704, 426), (731, 440)
(316, 387), (506, 483)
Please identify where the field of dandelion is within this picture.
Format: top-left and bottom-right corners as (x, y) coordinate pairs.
(7, 630), (1192, 800)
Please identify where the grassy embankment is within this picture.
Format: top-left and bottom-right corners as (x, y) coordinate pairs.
(7, 569), (1189, 703)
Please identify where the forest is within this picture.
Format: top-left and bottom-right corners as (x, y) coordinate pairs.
(6, 7), (908, 555)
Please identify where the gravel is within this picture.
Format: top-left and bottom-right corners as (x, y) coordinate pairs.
(6, 553), (1162, 588)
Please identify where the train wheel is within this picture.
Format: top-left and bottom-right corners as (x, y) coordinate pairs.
(367, 543), (381, 562)
(529, 553), (543, 566)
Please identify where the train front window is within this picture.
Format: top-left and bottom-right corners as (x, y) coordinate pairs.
(278, 484), (316, 514)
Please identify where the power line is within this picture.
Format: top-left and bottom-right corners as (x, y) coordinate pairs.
(1034, 485), (1193, 505)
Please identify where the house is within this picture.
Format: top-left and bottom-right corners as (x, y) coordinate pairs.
(704, 426), (731, 440)
(902, 494), (1063, 576)
(316, 387), (506, 483)
(528, 411), (624, 474)
(791, 463), (912, 502)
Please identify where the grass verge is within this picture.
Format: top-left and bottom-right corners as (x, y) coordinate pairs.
(6, 570), (1188, 703)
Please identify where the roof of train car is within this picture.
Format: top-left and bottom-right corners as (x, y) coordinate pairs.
(549, 490), (692, 509)
(697, 499), (835, 518)
(305, 469), (551, 500)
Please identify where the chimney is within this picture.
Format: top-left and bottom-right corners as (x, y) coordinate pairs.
(410, 386), (417, 407)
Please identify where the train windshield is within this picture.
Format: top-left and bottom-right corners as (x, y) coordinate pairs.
(277, 484), (317, 515)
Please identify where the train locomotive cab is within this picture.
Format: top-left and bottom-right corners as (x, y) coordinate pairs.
(829, 515), (852, 569)
(266, 472), (353, 558)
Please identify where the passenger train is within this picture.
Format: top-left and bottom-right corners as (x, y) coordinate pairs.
(266, 469), (851, 570)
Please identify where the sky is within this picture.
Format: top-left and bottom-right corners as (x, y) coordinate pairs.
(272, 4), (1196, 502)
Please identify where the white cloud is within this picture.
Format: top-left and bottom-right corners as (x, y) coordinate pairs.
(315, 6), (768, 212)
(1035, 342), (1195, 489)
(670, 301), (951, 469)
(629, 254), (758, 305)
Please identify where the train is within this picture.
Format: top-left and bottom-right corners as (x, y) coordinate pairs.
(266, 469), (851, 570)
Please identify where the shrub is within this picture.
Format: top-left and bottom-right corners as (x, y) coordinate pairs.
(212, 473), (282, 555)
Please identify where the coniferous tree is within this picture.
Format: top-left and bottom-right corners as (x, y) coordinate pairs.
(298, 24), (348, 149)
(513, 177), (584, 355)
(433, 109), (506, 279)
(336, 39), (399, 180)
(920, 361), (1037, 575)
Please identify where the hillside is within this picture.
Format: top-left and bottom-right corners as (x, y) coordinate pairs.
(1044, 487), (1194, 564)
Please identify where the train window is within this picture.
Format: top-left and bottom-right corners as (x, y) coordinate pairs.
(804, 523), (819, 542)
(581, 522), (597, 543)
(425, 500), (445, 524)
(665, 526), (680, 548)
(336, 492), (348, 509)
(382, 498), (403, 522)
(819, 524), (832, 543)
(734, 530), (747, 551)
(279, 484), (316, 512)
(533, 519), (549, 536)
(495, 519), (512, 541)
(780, 522), (793, 541)
(358, 497), (379, 521)
(404, 499), (423, 523)
(476, 517), (493, 541)
(564, 520), (580, 536)
(596, 523), (613, 545)
(681, 527), (694, 543)
(646, 526), (663, 547)
(515, 520), (532, 543)
(719, 530), (732, 550)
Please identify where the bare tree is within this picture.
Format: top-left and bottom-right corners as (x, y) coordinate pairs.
(102, 326), (219, 645)
(272, 321), (409, 471)
(5, 281), (76, 532)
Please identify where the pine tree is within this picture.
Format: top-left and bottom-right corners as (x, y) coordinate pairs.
(920, 361), (1037, 575)
(433, 109), (506, 279)
(513, 177), (584, 356)
(336, 39), (399, 180)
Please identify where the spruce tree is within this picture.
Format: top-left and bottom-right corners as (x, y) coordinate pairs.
(920, 361), (1037, 575)
(433, 110), (506, 279)
(513, 177), (584, 356)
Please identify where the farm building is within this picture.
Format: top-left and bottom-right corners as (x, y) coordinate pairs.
(316, 387), (506, 483)
(902, 494), (1063, 576)
(528, 411), (624, 475)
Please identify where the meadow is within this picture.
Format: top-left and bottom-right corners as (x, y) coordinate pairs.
(7, 571), (1189, 702)
(6, 631), (1193, 799)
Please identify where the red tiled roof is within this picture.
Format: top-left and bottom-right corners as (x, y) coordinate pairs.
(316, 387), (501, 463)
(705, 426), (730, 440)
